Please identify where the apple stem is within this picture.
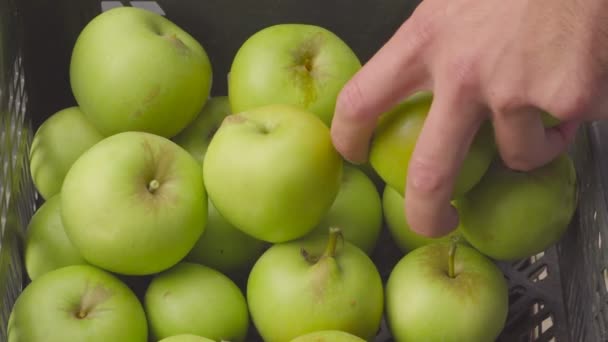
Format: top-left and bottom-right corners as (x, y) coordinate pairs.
(448, 242), (457, 279)
(148, 179), (160, 193)
(323, 227), (342, 258)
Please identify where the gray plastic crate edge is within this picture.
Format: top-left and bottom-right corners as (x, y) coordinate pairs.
(2, 1), (608, 341)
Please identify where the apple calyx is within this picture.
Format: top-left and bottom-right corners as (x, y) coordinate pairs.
(147, 179), (161, 193)
(448, 241), (457, 279)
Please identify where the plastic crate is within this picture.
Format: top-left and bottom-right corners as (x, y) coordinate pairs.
(1, 1), (607, 341)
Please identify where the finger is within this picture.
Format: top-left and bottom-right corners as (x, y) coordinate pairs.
(405, 88), (486, 238)
(492, 108), (577, 171)
(330, 17), (432, 164)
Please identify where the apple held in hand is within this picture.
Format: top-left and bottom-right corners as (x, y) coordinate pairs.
(383, 185), (465, 253)
(7, 265), (147, 342)
(386, 242), (509, 342)
(185, 199), (268, 280)
(203, 104), (343, 243)
(173, 96), (232, 164)
(24, 194), (87, 281)
(60, 131), (207, 275)
(70, 6), (212, 138)
(247, 228), (384, 342)
(228, 23), (361, 126)
(459, 153), (577, 261)
(290, 330), (366, 342)
(145, 262), (249, 342)
(307, 164), (383, 254)
(158, 335), (215, 342)
(370, 92), (496, 198)
(29, 106), (103, 199)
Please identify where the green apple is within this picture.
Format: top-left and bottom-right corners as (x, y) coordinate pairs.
(354, 161), (385, 193)
(60, 131), (207, 275)
(290, 330), (366, 342)
(386, 242), (509, 342)
(247, 228), (384, 342)
(173, 96), (232, 164)
(307, 164), (383, 254)
(369, 92), (496, 198)
(158, 335), (215, 342)
(24, 194), (87, 281)
(7, 264), (147, 342)
(203, 104), (343, 243)
(383, 185), (466, 253)
(69, 6), (212, 138)
(145, 262), (249, 342)
(29, 106), (103, 199)
(228, 23), (361, 126)
(459, 153), (577, 261)
(185, 198), (269, 280)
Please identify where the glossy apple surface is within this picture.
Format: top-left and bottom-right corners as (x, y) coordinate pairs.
(29, 106), (103, 199)
(386, 242), (509, 342)
(24, 194), (87, 281)
(459, 153), (577, 260)
(70, 6), (212, 138)
(7, 265), (147, 342)
(247, 229), (384, 341)
(61, 131), (207, 275)
(145, 262), (249, 342)
(307, 164), (383, 254)
(229, 23), (361, 126)
(203, 104), (342, 243)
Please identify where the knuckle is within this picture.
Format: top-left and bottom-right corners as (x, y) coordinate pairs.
(552, 85), (594, 120)
(489, 86), (528, 116)
(446, 55), (480, 93)
(408, 157), (451, 197)
(406, 14), (436, 51)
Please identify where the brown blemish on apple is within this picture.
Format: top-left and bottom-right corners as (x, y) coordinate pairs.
(223, 114), (247, 125)
(309, 258), (341, 303)
(287, 32), (329, 108)
(163, 33), (189, 54)
(133, 85), (161, 118)
(73, 283), (113, 319)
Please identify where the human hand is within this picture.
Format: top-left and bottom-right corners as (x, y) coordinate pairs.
(330, 0), (608, 237)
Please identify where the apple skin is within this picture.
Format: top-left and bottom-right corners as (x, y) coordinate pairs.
(247, 232), (384, 342)
(144, 262), (250, 342)
(60, 131), (207, 275)
(158, 335), (215, 342)
(29, 106), (103, 199)
(369, 92), (496, 198)
(173, 96), (232, 164)
(459, 153), (577, 261)
(290, 330), (366, 342)
(7, 264), (148, 342)
(382, 185), (466, 253)
(228, 23), (361, 126)
(307, 164), (383, 255)
(24, 194), (88, 281)
(203, 104), (343, 243)
(185, 198), (269, 280)
(69, 6), (212, 138)
(386, 242), (509, 342)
